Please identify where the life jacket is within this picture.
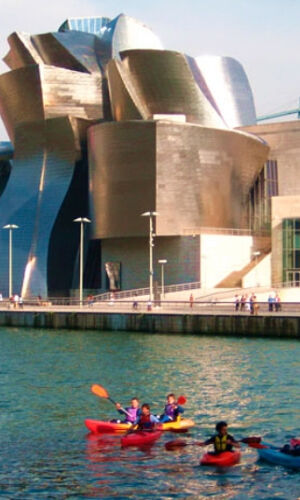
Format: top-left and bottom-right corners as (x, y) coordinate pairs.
(164, 403), (176, 419)
(125, 407), (139, 423)
(138, 414), (153, 429)
(214, 434), (228, 452)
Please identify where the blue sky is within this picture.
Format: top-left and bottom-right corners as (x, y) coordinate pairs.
(0, 0), (299, 139)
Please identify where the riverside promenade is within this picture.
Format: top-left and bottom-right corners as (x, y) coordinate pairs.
(1, 300), (300, 338)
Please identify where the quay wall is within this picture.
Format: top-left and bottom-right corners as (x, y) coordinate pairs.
(0, 310), (299, 338)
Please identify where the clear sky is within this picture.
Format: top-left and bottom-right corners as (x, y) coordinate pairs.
(0, 0), (299, 139)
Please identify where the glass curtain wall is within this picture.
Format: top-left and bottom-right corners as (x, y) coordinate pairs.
(282, 218), (300, 286)
(248, 160), (278, 232)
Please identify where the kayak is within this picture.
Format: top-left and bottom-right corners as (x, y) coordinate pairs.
(158, 418), (195, 432)
(200, 450), (241, 467)
(121, 430), (162, 448)
(85, 419), (131, 434)
(256, 442), (300, 469)
(85, 418), (195, 434)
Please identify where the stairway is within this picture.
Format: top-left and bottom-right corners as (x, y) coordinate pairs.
(215, 251), (270, 288)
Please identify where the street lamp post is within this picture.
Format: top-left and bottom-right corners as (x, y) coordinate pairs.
(158, 259), (167, 298)
(73, 217), (91, 307)
(3, 224), (19, 298)
(141, 211), (158, 302)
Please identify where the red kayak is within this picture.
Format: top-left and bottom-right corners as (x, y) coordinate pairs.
(85, 419), (131, 434)
(200, 450), (241, 467)
(121, 430), (162, 448)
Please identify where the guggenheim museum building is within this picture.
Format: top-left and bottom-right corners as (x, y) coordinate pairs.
(0, 14), (299, 298)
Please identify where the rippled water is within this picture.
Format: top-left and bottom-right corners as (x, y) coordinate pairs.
(0, 328), (299, 499)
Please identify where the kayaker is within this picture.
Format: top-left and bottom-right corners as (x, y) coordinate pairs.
(159, 393), (184, 423)
(197, 421), (240, 453)
(114, 397), (141, 424)
(280, 438), (300, 456)
(134, 403), (160, 430)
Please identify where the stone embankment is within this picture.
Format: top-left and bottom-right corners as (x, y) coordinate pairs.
(0, 309), (299, 338)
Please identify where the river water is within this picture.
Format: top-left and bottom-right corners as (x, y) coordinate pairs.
(0, 328), (299, 499)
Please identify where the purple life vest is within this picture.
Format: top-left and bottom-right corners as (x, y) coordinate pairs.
(125, 407), (139, 423)
(164, 403), (176, 418)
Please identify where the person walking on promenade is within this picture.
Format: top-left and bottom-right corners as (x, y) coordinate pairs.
(234, 294), (240, 312)
(240, 295), (246, 312)
(268, 294), (274, 312)
(189, 293), (194, 309)
(275, 293), (281, 312)
(249, 293), (255, 314)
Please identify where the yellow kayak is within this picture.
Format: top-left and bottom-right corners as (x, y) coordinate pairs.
(159, 418), (195, 432)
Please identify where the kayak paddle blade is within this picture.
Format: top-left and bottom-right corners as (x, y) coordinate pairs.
(240, 436), (261, 444)
(248, 442), (268, 449)
(177, 395), (187, 405)
(165, 439), (188, 450)
(91, 384), (109, 399)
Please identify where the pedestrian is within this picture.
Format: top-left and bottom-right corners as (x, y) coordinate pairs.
(234, 294), (240, 312)
(133, 300), (138, 310)
(189, 293), (194, 309)
(268, 294), (274, 312)
(240, 295), (246, 312)
(19, 296), (23, 309)
(13, 294), (19, 308)
(275, 294), (281, 312)
(147, 300), (152, 311)
(249, 293), (255, 315)
(253, 295), (259, 315)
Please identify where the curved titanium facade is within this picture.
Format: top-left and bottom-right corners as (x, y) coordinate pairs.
(88, 121), (269, 239)
(3, 32), (44, 70)
(0, 65), (104, 140)
(104, 14), (163, 60)
(108, 49), (226, 127)
(195, 56), (257, 128)
(0, 117), (81, 297)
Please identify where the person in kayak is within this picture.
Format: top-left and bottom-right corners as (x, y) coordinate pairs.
(197, 421), (240, 453)
(134, 403), (160, 430)
(114, 397), (141, 424)
(159, 393), (184, 423)
(280, 438), (300, 456)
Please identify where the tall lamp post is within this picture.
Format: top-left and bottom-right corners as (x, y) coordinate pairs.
(141, 211), (158, 302)
(73, 217), (91, 307)
(3, 224), (19, 298)
(158, 259), (167, 298)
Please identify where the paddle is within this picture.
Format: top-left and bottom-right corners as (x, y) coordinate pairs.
(177, 396), (187, 405)
(248, 442), (268, 449)
(91, 384), (131, 418)
(165, 436), (261, 451)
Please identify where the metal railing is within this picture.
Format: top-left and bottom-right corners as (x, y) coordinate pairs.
(2, 298), (299, 315)
(92, 281), (202, 302)
(182, 226), (271, 236)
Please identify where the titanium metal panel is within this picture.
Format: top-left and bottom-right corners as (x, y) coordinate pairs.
(88, 121), (269, 240)
(118, 50), (226, 127)
(107, 59), (143, 121)
(3, 32), (44, 70)
(102, 14), (163, 60)
(88, 121), (156, 239)
(0, 117), (79, 298)
(195, 56), (257, 128)
(155, 122), (268, 234)
(0, 65), (104, 141)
